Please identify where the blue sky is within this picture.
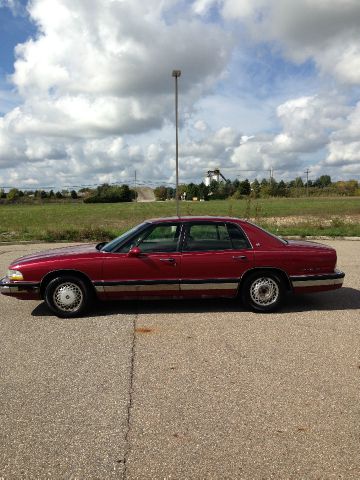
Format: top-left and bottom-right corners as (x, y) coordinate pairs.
(0, 1), (35, 115)
(0, 0), (360, 189)
(0, 1), (35, 75)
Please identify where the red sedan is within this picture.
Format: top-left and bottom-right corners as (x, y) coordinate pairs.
(1, 217), (344, 317)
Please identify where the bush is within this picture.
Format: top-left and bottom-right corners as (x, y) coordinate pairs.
(84, 184), (135, 203)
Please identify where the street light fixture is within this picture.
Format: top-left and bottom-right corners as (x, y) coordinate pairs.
(172, 69), (181, 217)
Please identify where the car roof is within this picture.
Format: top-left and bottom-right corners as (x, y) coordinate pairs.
(146, 216), (245, 223)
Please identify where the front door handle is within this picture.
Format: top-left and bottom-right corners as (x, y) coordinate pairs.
(159, 257), (176, 263)
(232, 255), (248, 261)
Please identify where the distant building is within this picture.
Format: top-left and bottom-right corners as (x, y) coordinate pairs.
(204, 168), (227, 186)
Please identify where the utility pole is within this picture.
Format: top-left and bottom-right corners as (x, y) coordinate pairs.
(134, 170), (137, 202)
(172, 69), (181, 217)
(305, 168), (310, 197)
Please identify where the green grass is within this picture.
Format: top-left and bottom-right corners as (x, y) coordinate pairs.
(0, 197), (359, 242)
(258, 220), (360, 238)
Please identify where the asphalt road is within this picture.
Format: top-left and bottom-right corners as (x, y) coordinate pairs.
(0, 241), (360, 479)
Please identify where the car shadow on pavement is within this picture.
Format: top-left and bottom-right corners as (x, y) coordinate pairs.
(31, 287), (360, 318)
(282, 287), (360, 313)
(31, 297), (247, 318)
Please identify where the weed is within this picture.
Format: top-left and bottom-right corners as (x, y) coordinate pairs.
(184, 203), (193, 216)
(331, 217), (345, 228)
(244, 198), (251, 219)
(254, 202), (263, 220)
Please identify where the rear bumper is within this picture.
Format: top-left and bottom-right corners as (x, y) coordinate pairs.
(290, 270), (345, 293)
(0, 277), (41, 299)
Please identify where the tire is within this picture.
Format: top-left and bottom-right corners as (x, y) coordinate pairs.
(44, 275), (92, 318)
(241, 271), (285, 313)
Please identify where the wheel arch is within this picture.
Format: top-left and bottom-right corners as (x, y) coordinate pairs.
(238, 267), (292, 295)
(40, 269), (96, 299)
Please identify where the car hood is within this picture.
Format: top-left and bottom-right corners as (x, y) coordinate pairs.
(11, 244), (98, 266)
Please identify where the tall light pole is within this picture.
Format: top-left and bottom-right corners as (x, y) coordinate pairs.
(172, 69), (181, 217)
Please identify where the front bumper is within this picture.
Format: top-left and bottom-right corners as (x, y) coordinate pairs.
(0, 277), (41, 299)
(290, 270), (345, 292)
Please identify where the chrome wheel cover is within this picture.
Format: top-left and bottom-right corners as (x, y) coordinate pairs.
(53, 282), (83, 312)
(250, 277), (279, 307)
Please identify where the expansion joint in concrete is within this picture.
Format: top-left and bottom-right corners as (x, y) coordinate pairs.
(122, 312), (137, 480)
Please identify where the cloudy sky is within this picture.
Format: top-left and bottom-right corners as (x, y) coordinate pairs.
(1, 0), (360, 190)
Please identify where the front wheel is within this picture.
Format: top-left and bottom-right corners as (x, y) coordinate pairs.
(241, 272), (285, 312)
(45, 275), (91, 318)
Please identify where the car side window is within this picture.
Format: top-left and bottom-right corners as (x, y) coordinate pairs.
(226, 223), (252, 249)
(117, 223), (181, 253)
(183, 223), (232, 251)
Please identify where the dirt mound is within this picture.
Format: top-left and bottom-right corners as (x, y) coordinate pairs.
(135, 187), (155, 202)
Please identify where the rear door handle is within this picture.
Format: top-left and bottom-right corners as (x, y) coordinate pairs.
(159, 257), (176, 263)
(232, 255), (248, 261)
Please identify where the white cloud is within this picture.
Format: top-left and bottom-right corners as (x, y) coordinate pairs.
(5, 95), (166, 137)
(192, 0), (216, 16)
(230, 137), (273, 172)
(274, 95), (349, 153)
(230, 94), (354, 178)
(2, 0), (360, 187)
(0, 122), (243, 187)
(13, 0), (231, 101)
(330, 101), (360, 142)
(193, 119), (208, 132)
(0, 0), (233, 186)
(326, 141), (360, 166)
(221, 0), (268, 21)
(219, 0), (360, 85)
(324, 101), (360, 168)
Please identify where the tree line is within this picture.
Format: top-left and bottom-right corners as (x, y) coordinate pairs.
(0, 184), (135, 204)
(1, 175), (359, 204)
(154, 175), (360, 200)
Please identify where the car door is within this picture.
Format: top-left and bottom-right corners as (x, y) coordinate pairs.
(100, 222), (182, 299)
(179, 221), (254, 298)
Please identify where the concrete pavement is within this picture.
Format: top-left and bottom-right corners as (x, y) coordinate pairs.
(1, 241), (359, 479)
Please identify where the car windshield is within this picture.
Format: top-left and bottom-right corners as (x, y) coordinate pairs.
(100, 222), (149, 252)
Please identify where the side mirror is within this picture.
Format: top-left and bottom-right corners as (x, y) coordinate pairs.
(95, 241), (107, 251)
(128, 246), (142, 257)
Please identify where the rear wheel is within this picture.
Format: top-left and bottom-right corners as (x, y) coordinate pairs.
(242, 271), (285, 312)
(45, 275), (92, 318)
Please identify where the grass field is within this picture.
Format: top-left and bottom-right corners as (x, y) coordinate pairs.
(0, 197), (359, 241)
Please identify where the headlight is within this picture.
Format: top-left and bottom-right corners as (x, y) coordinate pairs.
(7, 269), (24, 281)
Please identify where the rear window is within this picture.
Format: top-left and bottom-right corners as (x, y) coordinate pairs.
(183, 222), (251, 251)
(183, 223), (232, 251)
(226, 223), (251, 249)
